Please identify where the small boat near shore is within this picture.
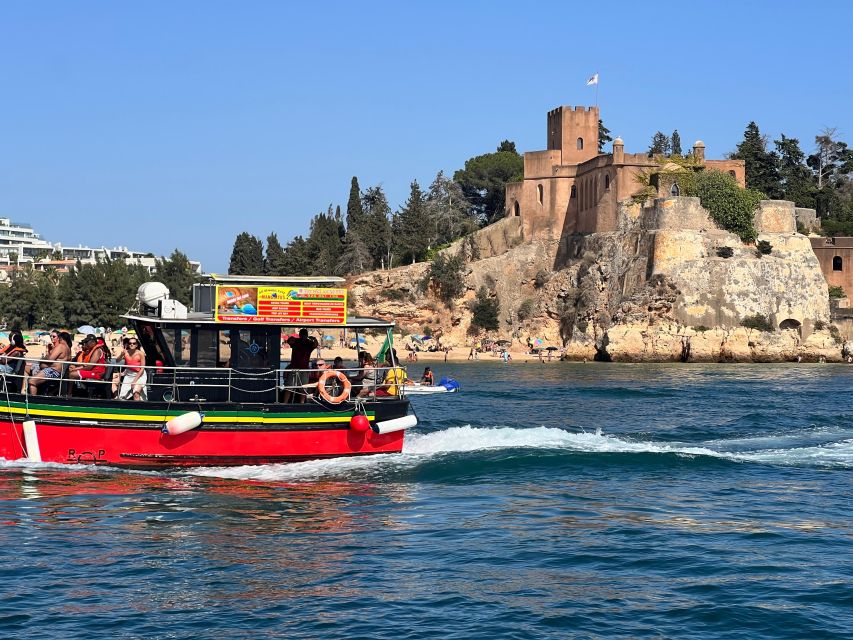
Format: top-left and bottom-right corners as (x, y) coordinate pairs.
(0, 275), (417, 468)
(402, 378), (460, 395)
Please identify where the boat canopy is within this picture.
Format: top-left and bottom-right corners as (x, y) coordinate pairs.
(124, 275), (394, 329)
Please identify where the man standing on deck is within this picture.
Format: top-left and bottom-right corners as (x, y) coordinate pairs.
(282, 328), (318, 403)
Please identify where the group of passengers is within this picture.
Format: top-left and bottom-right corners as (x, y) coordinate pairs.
(0, 329), (148, 400)
(281, 328), (410, 404)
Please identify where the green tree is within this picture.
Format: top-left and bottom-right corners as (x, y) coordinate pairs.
(155, 250), (195, 306)
(426, 252), (466, 304)
(731, 122), (782, 199)
(671, 130), (682, 156)
(648, 131), (671, 157)
(774, 134), (816, 208)
(306, 206), (343, 275)
(681, 170), (764, 243)
(598, 119), (613, 153)
(469, 286), (499, 331)
(807, 128), (853, 221)
(281, 236), (311, 276)
(393, 181), (430, 264)
(454, 141), (524, 225)
(425, 171), (476, 247)
(346, 176), (367, 236)
(264, 232), (287, 275)
(362, 185), (392, 269)
(335, 229), (372, 275)
(228, 232), (264, 275)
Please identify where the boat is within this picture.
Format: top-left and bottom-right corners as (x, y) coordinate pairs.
(401, 384), (457, 395)
(0, 275), (416, 468)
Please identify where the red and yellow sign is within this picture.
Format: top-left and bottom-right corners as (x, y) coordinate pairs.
(215, 286), (347, 325)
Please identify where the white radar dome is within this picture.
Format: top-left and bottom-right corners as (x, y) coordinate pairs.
(137, 282), (171, 308)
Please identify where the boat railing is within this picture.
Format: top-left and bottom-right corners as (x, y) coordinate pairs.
(0, 355), (407, 403)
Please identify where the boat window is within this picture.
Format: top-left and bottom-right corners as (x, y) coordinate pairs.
(160, 328), (192, 365)
(234, 328), (271, 368)
(196, 328), (219, 368)
(219, 330), (232, 367)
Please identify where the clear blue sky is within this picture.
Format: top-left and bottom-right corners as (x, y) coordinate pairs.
(1, 1), (850, 272)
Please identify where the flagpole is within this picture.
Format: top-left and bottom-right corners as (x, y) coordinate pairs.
(595, 71), (599, 107)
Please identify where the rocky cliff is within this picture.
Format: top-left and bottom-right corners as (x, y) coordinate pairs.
(347, 197), (844, 362)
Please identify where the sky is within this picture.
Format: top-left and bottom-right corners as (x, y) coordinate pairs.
(1, 1), (850, 273)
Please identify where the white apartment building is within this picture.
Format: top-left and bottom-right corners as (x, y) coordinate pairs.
(0, 218), (202, 274)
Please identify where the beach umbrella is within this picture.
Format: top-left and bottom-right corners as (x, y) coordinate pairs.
(496, 340), (511, 346)
(534, 338), (543, 345)
(545, 346), (559, 351)
(349, 336), (367, 346)
(77, 325), (96, 335)
(0, 332), (8, 339)
(322, 335), (335, 343)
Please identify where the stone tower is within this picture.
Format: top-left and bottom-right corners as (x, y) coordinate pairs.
(546, 105), (599, 165)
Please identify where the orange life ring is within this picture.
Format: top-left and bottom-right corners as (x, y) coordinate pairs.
(317, 370), (352, 404)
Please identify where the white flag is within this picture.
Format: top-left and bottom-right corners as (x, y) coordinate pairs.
(586, 73), (599, 86)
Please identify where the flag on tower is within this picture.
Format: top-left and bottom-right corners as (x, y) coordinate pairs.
(586, 73), (599, 86)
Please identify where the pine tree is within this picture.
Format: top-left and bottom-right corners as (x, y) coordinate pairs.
(671, 130), (683, 156)
(281, 236), (311, 276)
(306, 207), (343, 275)
(425, 171), (475, 246)
(775, 135), (816, 209)
(454, 141), (524, 225)
(228, 232), (264, 275)
(598, 120), (613, 153)
(346, 177), (366, 236)
(335, 229), (372, 275)
(394, 181), (430, 264)
(155, 250), (195, 306)
(731, 122), (782, 198)
(648, 132), (671, 157)
(265, 232), (287, 275)
(362, 186), (392, 268)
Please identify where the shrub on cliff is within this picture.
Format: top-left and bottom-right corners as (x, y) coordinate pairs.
(470, 286), (500, 331)
(517, 298), (535, 320)
(829, 285), (845, 298)
(681, 170), (764, 243)
(426, 252), (466, 304)
(756, 240), (773, 256)
(716, 246), (734, 258)
(740, 313), (774, 332)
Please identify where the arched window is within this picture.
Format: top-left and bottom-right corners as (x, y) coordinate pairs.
(571, 185), (577, 198)
(604, 174), (610, 190)
(537, 184), (543, 204)
(513, 201), (520, 217)
(577, 137), (584, 150)
(670, 182), (680, 196)
(833, 256), (843, 271)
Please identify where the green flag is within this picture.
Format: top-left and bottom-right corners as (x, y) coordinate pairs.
(375, 332), (392, 364)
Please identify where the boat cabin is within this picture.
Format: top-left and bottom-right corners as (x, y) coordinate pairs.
(122, 274), (398, 405)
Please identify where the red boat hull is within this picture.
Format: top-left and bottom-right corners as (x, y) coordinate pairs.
(0, 397), (408, 468)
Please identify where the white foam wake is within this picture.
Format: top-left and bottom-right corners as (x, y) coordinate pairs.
(4, 426), (850, 482)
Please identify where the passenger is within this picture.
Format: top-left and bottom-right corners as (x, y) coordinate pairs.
(375, 349), (411, 397)
(420, 367), (434, 385)
(332, 356), (345, 370)
(355, 353), (378, 398)
(117, 337), (147, 401)
(28, 330), (71, 395)
(0, 331), (27, 375)
(66, 334), (107, 393)
(282, 328), (318, 404)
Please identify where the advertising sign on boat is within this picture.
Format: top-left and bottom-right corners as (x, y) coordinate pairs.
(215, 286), (347, 325)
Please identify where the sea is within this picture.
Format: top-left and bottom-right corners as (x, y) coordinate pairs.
(1, 363), (851, 639)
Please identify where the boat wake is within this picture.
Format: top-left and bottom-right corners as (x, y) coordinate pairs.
(2, 425), (849, 481)
(186, 424), (853, 481)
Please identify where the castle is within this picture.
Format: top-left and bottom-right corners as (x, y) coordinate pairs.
(504, 106), (745, 240)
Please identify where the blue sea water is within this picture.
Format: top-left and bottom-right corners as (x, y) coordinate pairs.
(1, 363), (851, 639)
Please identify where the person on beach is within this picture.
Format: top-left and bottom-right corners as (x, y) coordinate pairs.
(28, 331), (71, 394)
(117, 337), (147, 401)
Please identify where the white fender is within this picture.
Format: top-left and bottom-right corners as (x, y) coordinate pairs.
(164, 411), (204, 436)
(23, 420), (41, 462)
(371, 414), (417, 435)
